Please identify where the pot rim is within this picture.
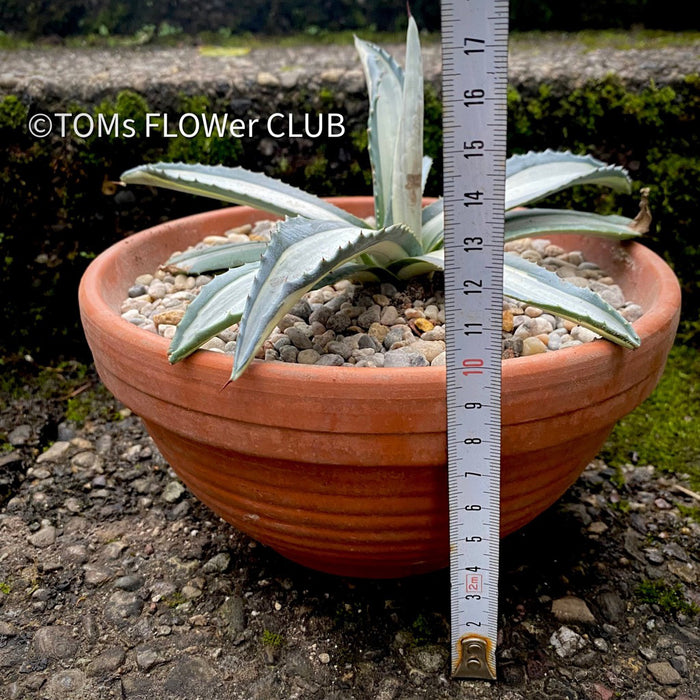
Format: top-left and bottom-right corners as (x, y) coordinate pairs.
(79, 196), (681, 389)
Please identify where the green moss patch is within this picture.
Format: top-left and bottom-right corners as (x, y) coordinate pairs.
(601, 345), (700, 487)
(636, 578), (699, 616)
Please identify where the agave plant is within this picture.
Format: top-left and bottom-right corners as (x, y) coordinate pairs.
(121, 18), (643, 381)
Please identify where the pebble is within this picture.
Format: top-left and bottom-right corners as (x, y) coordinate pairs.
(45, 669), (86, 695)
(136, 648), (166, 671)
(550, 626), (587, 658)
(36, 441), (71, 463)
(551, 596), (596, 624)
(405, 339), (445, 363)
(571, 326), (600, 343)
(647, 661), (682, 685)
(414, 318), (434, 332)
(217, 595), (246, 638)
(514, 316), (554, 338)
(280, 345), (299, 363)
(384, 350), (429, 367)
(28, 524), (56, 548)
(202, 553), (231, 574)
(670, 655), (688, 676)
(380, 306), (400, 326)
(621, 303), (644, 321)
(104, 540), (128, 559)
(431, 351), (446, 366)
(316, 354), (344, 366)
(33, 626), (79, 660)
(114, 574), (145, 592)
(298, 348), (321, 364)
(163, 481), (186, 503)
(667, 561), (696, 584)
(104, 591), (144, 624)
(406, 645), (449, 674)
(86, 647), (127, 677)
(285, 326), (313, 349)
(8, 424), (32, 445)
(181, 583), (203, 600)
(590, 282), (626, 308)
(522, 336), (548, 356)
(83, 564), (114, 586)
(502, 309), (515, 332)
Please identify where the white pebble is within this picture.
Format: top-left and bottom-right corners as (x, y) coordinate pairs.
(160, 325), (177, 339)
(423, 304), (439, 320)
(201, 337), (226, 351)
(203, 235), (231, 245)
(522, 337), (548, 356)
(621, 303), (644, 322)
(224, 233), (251, 244)
(404, 308), (425, 320)
(431, 351), (446, 366)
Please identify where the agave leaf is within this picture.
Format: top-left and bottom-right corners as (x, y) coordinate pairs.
(354, 35), (404, 227)
(320, 262), (388, 286)
(121, 162), (368, 226)
(505, 208), (640, 242)
(390, 249), (445, 279)
(166, 240), (267, 274)
(390, 15), (424, 240)
(504, 253), (640, 348)
(168, 262), (259, 363)
(421, 199), (444, 252)
(505, 150), (632, 210)
(232, 218), (421, 378)
(421, 155), (433, 193)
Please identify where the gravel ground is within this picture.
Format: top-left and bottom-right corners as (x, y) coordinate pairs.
(0, 365), (698, 700)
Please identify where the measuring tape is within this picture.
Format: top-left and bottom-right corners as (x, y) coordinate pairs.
(441, 0), (509, 681)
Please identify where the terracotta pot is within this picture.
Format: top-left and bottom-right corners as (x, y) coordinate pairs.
(79, 197), (680, 578)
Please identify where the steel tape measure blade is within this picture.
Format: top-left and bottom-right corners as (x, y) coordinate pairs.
(441, 0), (509, 681)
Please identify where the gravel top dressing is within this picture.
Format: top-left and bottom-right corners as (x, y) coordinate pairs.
(120, 221), (644, 367)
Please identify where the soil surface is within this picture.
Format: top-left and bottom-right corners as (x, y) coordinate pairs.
(0, 363), (698, 699)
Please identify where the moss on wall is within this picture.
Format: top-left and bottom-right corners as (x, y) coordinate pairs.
(1, 71), (698, 360)
(507, 74), (700, 343)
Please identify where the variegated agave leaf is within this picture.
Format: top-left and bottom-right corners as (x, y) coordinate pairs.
(390, 15), (424, 241)
(354, 33), (404, 228)
(165, 240), (267, 274)
(421, 156), (433, 193)
(505, 208), (640, 242)
(505, 150), (632, 210)
(168, 262), (260, 363)
(389, 248), (445, 279)
(232, 217), (422, 379)
(504, 253), (640, 348)
(421, 199), (445, 252)
(121, 162), (368, 227)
